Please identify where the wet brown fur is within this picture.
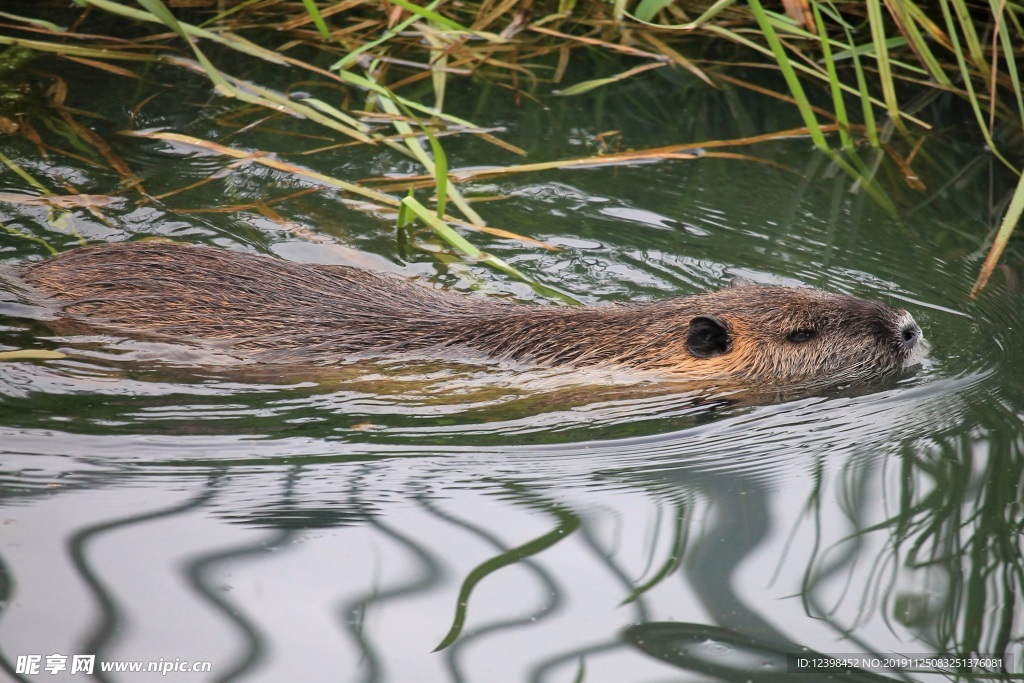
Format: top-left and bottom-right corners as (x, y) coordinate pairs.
(18, 242), (920, 385)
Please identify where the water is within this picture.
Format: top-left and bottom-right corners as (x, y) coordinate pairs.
(0, 17), (1022, 683)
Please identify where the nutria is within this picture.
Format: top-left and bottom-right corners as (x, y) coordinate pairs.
(17, 242), (922, 385)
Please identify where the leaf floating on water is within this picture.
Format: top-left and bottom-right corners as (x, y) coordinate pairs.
(0, 350), (68, 361)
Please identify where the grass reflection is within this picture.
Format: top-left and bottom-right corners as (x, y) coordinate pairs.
(433, 481), (580, 651)
(800, 403), (1023, 676)
(418, 494), (562, 683)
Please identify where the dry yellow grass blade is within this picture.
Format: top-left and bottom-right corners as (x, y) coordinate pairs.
(61, 56), (145, 78)
(971, 171), (1024, 296)
(163, 56), (375, 145)
(640, 33), (716, 87)
(0, 34), (157, 60)
(0, 350), (67, 361)
(118, 130), (398, 201)
(48, 78), (146, 194)
(445, 218), (558, 249)
(376, 126), (824, 184)
(713, 72), (841, 123)
(472, 131), (527, 156)
(0, 193), (124, 208)
(278, 0), (366, 31)
(118, 130), (556, 250)
(529, 25), (669, 62)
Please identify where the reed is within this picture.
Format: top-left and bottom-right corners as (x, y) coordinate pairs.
(3, 0), (1020, 288)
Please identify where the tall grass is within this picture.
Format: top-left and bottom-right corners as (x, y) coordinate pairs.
(3, 0), (1022, 290)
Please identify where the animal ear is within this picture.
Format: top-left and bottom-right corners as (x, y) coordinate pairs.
(687, 315), (731, 358)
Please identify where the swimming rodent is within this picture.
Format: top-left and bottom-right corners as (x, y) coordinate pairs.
(18, 242), (922, 385)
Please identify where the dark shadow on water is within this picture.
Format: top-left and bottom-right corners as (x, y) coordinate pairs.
(623, 622), (899, 682)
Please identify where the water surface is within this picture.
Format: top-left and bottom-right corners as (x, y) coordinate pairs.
(0, 15), (1022, 683)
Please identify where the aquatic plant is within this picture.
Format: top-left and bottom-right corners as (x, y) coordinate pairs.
(0, 0), (1019, 289)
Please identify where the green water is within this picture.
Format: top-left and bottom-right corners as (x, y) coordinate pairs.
(0, 13), (1022, 683)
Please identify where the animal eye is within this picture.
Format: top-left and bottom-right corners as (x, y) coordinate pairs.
(787, 329), (817, 344)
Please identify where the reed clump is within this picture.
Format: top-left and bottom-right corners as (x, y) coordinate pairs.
(0, 0), (1020, 290)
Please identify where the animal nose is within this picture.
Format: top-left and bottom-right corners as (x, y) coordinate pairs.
(899, 321), (921, 349)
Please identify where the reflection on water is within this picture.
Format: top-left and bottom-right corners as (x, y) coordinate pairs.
(1, 8), (1023, 682)
(2, 365), (1021, 681)
(625, 622), (896, 682)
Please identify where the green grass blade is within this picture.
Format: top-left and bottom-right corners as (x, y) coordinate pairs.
(828, 37), (918, 70)
(705, 23), (931, 129)
(402, 197), (481, 257)
(634, 0), (676, 22)
(949, 0), (990, 79)
(557, 62), (666, 96)
(623, 0), (738, 29)
(163, 56), (374, 143)
(428, 133), (449, 219)
(397, 189), (416, 228)
(990, 0), (1024, 126)
(400, 197), (580, 303)
(75, 0), (288, 65)
(759, 7), (927, 79)
(132, 0), (231, 96)
(332, 0), (442, 71)
(299, 0), (331, 40)
(0, 35), (156, 61)
(811, 1), (851, 151)
(825, 150), (896, 216)
(334, 68), (479, 129)
(865, 0), (903, 131)
(851, 45), (880, 148)
(745, 0), (828, 152)
(0, 11), (64, 32)
(937, 0), (1017, 171)
(401, 196), (526, 280)
(373, 86), (476, 224)
(123, 130), (402, 207)
(888, 0), (952, 86)
(0, 150), (51, 193)
(387, 0), (470, 32)
(391, 93), (451, 219)
(289, 95), (371, 135)
(831, 0), (882, 148)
